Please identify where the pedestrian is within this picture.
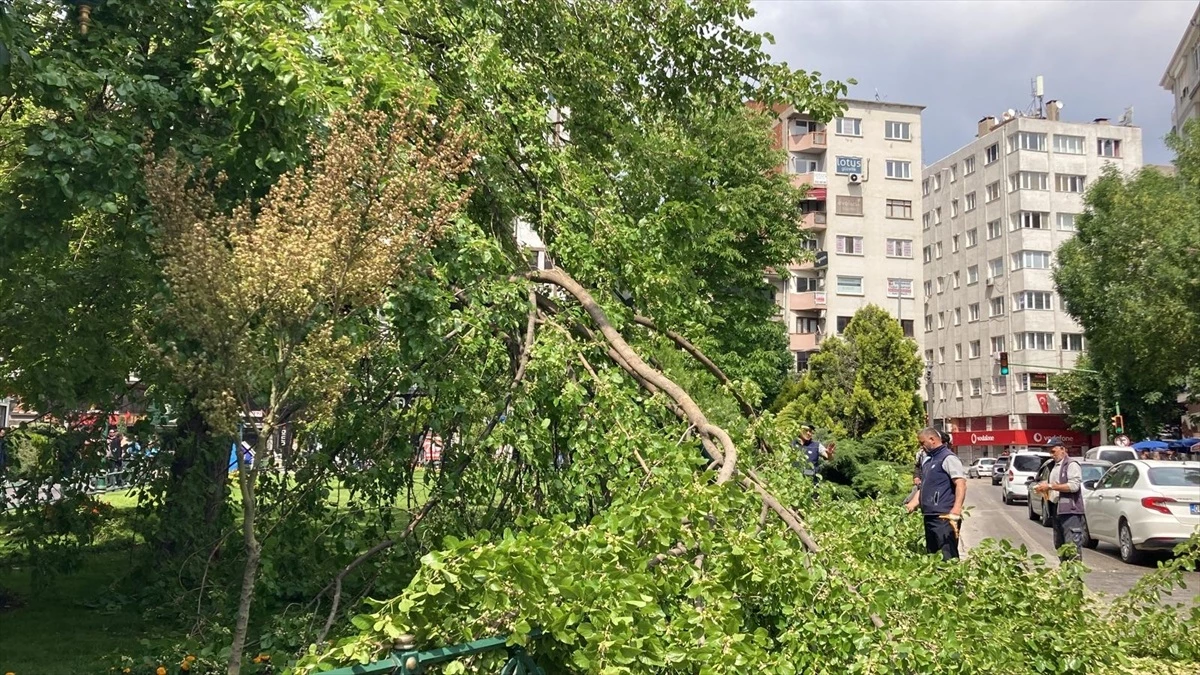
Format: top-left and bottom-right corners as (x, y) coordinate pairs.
(1033, 440), (1085, 562)
(792, 424), (834, 484)
(904, 427), (967, 560)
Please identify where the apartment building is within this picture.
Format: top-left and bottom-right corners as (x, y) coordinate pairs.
(922, 108), (1142, 459)
(1161, 2), (1200, 135)
(769, 99), (926, 371)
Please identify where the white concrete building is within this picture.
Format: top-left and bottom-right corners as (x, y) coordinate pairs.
(1161, 2), (1200, 135)
(922, 108), (1142, 459)
(769, 99), (926, 371)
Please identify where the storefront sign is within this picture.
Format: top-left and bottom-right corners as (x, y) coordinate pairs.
(951, 429), (1091, 447)
(834, 155), (862, 175)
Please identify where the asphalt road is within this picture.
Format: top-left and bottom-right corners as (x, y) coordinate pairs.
(959, 476), (1199, 602)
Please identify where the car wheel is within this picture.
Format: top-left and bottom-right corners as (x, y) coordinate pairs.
(1040, 502), (1052, 528)
(1083, 521), (1098, 550)
(1003, 489), (1011, 505)
(1118, 520), (1143, 564)
(1028, 500), (1038, 521)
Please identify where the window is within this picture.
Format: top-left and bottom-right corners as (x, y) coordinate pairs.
(987, 257), (1004, 279)
(901, 320), (914, 338)
(954, 344), (962, 361)
(1008, 131), (1047, 152)
(968, 303), (980, 322)
(951, 199), (959, 217)
(795, 316), (820, 333)
(989, 297), (1005, 317)
(887, 278), (914, 297)
(952, 271), (961, 289)
(936, 277), (944, 294)
(1061, 333), (1085, 351)
(955, 381), (963, 399)
(886, 238), (913, 258)
(922, 178), (931, 196)
(924, 349), (934, 364)
(992, 376), (1007, 394)
(885, 120), (911, 140)
(1011, 250), (1052, 270)
(937, 347), (945, 364)
(951, 234), (960, 253)
(935, 242), (943, 259)
(885, 160), (912, 179)
(937, 312), (945, 329)
(953, 308), (961, 326)
(965, 192), (977, 211)
(1009, 171), (1048, 192)
(1057, 213), (1078, 231)
(985, 181), (1001, 202)
(835, 235), (864, 255)
(1012, 211), (1050, 230)
(970, 378), (982, 397)
(968, 341), (981, 359)
(792, 156), (821, 173)
(1055, 174), (1086, 193)
(1053, 134), (1085, 154)
(922, 212), (931, 230)
(949, 164), (958, 182)
(934, 207), (942, 225)
(934, 174), (942, 191)
(792, 275), (821, 292)
(1014, 291), (1053, 311)
(798, 238), (819, 251)
(1016, 332), (1055, 350)
(886, 199), (913, 219)
(991, 336), (1006, 354)
(965, 229), (978, 248)
(835, 117), (862, 136)
(963, 156), (976, 175)
(985, 143), (999, 164)
(923, 245), (932, 263)
(925, 315), (933, 332)
(836, 316), (853, 333)
(987, 219), (1003, 239)
(939, 383), (947, 400)
(836, 195), (863, 216)
(836, 276), (863, 295)
(1097, 138), (1121, 157)
(967, 265), (979, 285)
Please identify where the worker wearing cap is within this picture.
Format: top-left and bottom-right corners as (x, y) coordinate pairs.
(905, 427), (967, 560)
(1033, 440), (1085, 561)
(793, 424), (834, 483)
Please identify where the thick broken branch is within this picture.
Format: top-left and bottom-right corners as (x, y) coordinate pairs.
(632, 314), (756, 419)
(529, 268), (738, 484)
(646, 542), (691, 570)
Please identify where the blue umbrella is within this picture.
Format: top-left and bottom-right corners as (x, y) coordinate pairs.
(1131, 439), (1169, 450)
(1180, 438), (1200, 447)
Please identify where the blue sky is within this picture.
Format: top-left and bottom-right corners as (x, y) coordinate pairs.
(746, 0), (1195, 166)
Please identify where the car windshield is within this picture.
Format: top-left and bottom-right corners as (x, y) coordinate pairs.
(1081, 465), (1107, 483)
(1146, 467), (1200, 487)
(1012, 455), (1048, 472)
(980, 459), (994, 465)
(1099, 451), (1134, 464)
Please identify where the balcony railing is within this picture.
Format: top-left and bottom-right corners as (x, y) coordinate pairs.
(788, 130), (827, 153)
(801, 211), (827, 230)
(789, 332), (822, 352)
(788, 291), (827, 312)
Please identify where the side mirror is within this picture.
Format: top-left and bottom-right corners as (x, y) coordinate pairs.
(1083, 480), (1098, 491)
(1025, 476), (1035, 484)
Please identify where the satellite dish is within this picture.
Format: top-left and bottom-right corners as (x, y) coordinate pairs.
(1054, 100), (1065, 110)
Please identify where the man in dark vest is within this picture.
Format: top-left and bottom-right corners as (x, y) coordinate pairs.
(904, 427), (967, 560)
(1033, 440), (1084, 561)
(792, 424), (834, 484)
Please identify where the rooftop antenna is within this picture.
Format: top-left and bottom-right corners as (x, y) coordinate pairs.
(1118, 106), (1134, 126)
(874, 88), (881, 102)
(1027, 75), (1045, 118)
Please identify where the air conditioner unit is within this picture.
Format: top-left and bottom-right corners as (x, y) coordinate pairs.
(985, 277), (995, 287)
(848, 174), (862, 184)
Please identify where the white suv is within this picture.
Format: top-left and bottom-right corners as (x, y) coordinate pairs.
(1002, 451), (1052, 505)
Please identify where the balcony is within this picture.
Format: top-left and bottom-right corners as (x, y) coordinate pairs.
(801, 211), (827, 231)
(789, 332), (822, 352)
(790, 170), (828, 191)
(788, 130), (827, 153)
(788, 291), (827, 312)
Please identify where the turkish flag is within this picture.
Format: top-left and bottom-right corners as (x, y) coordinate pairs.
(1036, 393), (1050, 413)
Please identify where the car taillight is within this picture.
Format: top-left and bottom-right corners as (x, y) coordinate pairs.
(1141, 496), (1176, 514)
(1007, 471), (1015, 482)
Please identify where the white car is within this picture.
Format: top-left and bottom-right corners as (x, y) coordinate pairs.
(1083, 460), (1200, 564)
(1001, 451), (1052, 505)
(1085, 446), (1140, 465)
(968, 457), (996, 479)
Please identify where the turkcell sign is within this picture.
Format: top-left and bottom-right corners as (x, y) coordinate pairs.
(835, 155), (862, 175)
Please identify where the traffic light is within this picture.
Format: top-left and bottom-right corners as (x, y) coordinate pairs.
(998, 351), (1010, 376)
(1111, 414), (1125, 435)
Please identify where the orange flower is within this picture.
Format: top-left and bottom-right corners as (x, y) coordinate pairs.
(180, 663), (190, 672)
(186, 656), (196, 663)
(156, 667), (167, 675)
(252, 656), (261, 664)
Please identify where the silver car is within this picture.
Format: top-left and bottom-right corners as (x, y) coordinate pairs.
(968, 457), (996, 479)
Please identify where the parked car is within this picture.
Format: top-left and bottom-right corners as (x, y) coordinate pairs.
(1085, 446), (1140, 465)
(991, 456), (1010, 486)
(968, 457), (996, 479)
(1083, 460), (1200, 563)
(1001, 451), (1053, 505)
(1027, 459), (1112, 542)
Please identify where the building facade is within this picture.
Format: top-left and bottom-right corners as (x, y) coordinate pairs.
(1161, 2), (1200, 135)
(922, 111), (1142, 460)
(769, 99), (926, 371)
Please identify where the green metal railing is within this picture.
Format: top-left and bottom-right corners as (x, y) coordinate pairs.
(322, 631), (545, 675)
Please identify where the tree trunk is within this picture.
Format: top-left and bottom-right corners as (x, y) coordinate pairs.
(159, 406), (231, 559)
(227, 424), (264, 675)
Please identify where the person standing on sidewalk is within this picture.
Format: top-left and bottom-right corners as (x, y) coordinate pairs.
(1033, 440), (1084, 562)
(904, 427), (967, 560)
(792, 424), (834, 485)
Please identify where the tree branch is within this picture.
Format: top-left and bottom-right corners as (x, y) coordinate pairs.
(631, 314), (756, 419)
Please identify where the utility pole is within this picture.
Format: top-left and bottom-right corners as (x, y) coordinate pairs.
(1099, 393), (1108, 446)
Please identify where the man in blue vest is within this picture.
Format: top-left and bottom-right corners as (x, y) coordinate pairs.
(793, 424), (834, 483)
(1033, 440), (1084, 561)
(904, 427), (967, 560)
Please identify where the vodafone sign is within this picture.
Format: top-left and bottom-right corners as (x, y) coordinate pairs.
(950, 429), (1091, 447)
